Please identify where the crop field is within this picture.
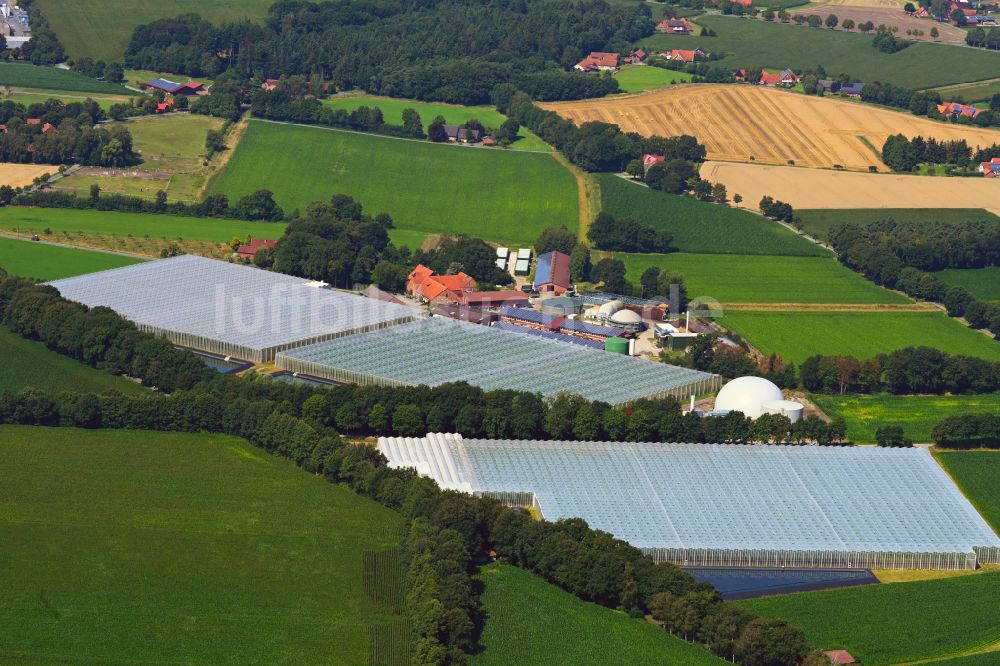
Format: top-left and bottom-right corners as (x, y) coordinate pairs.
(936, 452), (1000, 531)
(812, 393), (1000, 443)
(1, 87), (133, 111)
(739, 573), (1000, 665)
(796, 208), (1000, 241)
(0, 63), (136, 96)
(935, 267), (1000, 303)
(322, 95), (550, 151)
(637, 15), (1000, 89)
(719, 311), (1000, 363)
(0, 425), (405, 664)
(474, 564), (725, 666)
(788, 7), (967, 44)
(614, 65), (693, 93)
(0, 326), (147, 395)
(0, 236), (142, 280)
(930, 78), (1000, 104)
(542, 86), (1000, 171)
(0, 163), (58, 188)
(701, 162), (1000, 215)
(211, 121), (579, 246)
(36, 0), (275, 62)
(619, 253), (909, 304)
(597, 174), (823, 256)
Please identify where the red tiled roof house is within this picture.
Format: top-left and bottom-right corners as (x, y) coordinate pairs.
(235, 238), (278, 260)
(406, 264), (477, 303)
(574, 52), (620, 72)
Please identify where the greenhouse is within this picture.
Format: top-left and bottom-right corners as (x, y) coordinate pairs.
(276, 317), (720, 404)
(377, 435), (1000, 570)
(46, 255), (419, 362)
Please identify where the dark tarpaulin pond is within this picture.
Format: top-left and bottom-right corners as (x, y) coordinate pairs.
(683, 567), (879, 600)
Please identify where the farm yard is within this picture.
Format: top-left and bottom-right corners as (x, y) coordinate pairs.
(796, 208), (1000, 241)
(474, 564), (725, 666)
(0, 236), (142, 280)
(542, 85), (1000, 171)
(701, 162), (1000, 215)
(0, 163), (60, 189)
(0, 425), (405, 664)
(210, 121), (579, 246)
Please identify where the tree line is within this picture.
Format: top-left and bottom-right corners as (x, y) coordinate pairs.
(862, 82), (1000, 128)
(932, 414), (1000, 448)
(880, 134), (989, 172)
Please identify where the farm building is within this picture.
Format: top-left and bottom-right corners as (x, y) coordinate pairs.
(938, 102), (983, 118)
(656, 17), (694, 33)
(979, 158), (1000, 177)
(454, 290), (530, 308)
(514, 248), (532, 275)
(623, 49), (646, 64)
(406, 264), (476, 303)
(378, 434), (1000, 570)
(661, 48), (707, 63)
(142, 78), (207, 96)
(759, 69), (798, 87)
(443, 124), (481, 143)
(275, 316), (719, 404)
(46, 256), (419, 363)
(574, 52), (620, 72)
(817, 80), (865, 96)
(234, 238), (278, 260)
(533, 251), (572, 294)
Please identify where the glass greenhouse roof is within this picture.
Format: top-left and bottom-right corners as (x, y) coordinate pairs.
(378, 435), (1000, 560)
(277, 317), (716, 404)
(47, 256), (419, 354)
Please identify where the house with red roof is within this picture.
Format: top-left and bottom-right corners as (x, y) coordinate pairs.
(759, 71), (782, 86)
(155, 98), (175, 114)
(759, 69), (798, 86)
(823, 650), (858, 665)
(623, 49), (647, 64)
(914, 6), (930, 16)
(979, 157), (1000, 177)
(574, 52), (620, 72)
(662, 48), (708, 63)
(730, 0), (753, 7)
(657, 17), (694, 33)
(938, 101), (983, 118)
(642, 153), (666, 174)
(262, 78), (280, 91)
(407, 264), (477, 303)
(26, 118), (41, 126)
(41, 122), (56, 133)
(235, 238), (278, 260)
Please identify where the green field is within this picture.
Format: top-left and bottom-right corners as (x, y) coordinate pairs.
(474, 564), (725, 666)
(929, 79), (1000, 103)
(0, 62), (135, 95)
(638, 16), (1000, 89)
(598, 174), (824, 256)
(211, 121), (579, 246)
(2, 87), (133, 111)
(323, 95), (551, 151)
(619, 253), (907, 304)
(719, 311), (1000, 364)
(0, 236), (142, 280)
(36, 0), (275, 62)
(935, 267), (1000, 303)
(795, 208), (1000, 241)
(614, 65), (693, 93)
(926, 654), (1000, 666)
(0, 425), (405, 663)
(813, 393), (1000, 443)
(0, 326), (147, 395)
(739, 573), (1000, 665)
(936, 452), (1000, 531)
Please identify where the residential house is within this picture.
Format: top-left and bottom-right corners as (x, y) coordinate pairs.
(623, 49), (647, 64)
(734, 68), (749, 82)
(938, 101), (983, 118)
(155, 98), (175, 114)
(41, 122), (56, 133)
(759, 69), (798, 86)
(533, 251), (572, 295)
(142, 78), (206, 95)
(25, 118), (40, 126)
(967, 14), (998, 24)
(759, 71), (782, 86)
(574, 51), (620, 72)
(730, 0), (753, 7)
(642, 153), (666, 174)
(817, 80), (864, 96)
(979, 157), (1000, 177)
(823, 651), (858, 666)
(443, 124), (481, 143)
(262, 78), (279, 91)
(235, 238), (278, 260)
(663, 48), (707, 63)
(656, 17), (694, 33)
(406, 264), (477, 302)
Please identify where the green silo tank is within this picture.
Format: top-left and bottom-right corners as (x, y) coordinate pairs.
(605, 337), (629, 355)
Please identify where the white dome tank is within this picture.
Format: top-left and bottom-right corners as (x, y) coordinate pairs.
(714, 376), (784, 419)
(598, 300), (624, 316)
(761, 399), (805, 423)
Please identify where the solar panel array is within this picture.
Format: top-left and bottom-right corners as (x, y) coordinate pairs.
(582, 291), (669, 308)
(491, 321), (606, 350)
(277, 317), (719, 404)
(378, 435), (1000, 570)
(46, 255), (419, 361)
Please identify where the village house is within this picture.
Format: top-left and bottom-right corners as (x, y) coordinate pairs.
(817, 80), (865, 96)
(443, 124), (482, 143)
(234, 238), (278, 261)
(661, 48), (708, 63)
(656, 17), (694, 33)
(759, 69), (799, 87)
(142, 78), (206, 96)
(979, 157), (1000, 177)
(913, 6), (931, 16)
(574, 51), (620, 72)
(406, 264), (477, 303)
(938, 101), (983, 118)
(622, 49), (646, 64)
(642, 153), (666, 174)
(261, 78), (280, 91)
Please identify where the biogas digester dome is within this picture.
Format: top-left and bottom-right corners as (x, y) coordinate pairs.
(714, 376), (784, 419)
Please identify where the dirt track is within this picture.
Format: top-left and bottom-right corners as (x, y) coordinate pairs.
(0, 163), (59, 188)
(700, 161), (1000, 215)
(541, 85), (1000, 171)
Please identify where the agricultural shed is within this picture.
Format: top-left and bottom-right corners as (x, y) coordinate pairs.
(378, 435), (1000, 570)
(275, 317), (719, 404)
(533, 251), (571, 294)
(46, 256), (419, 363)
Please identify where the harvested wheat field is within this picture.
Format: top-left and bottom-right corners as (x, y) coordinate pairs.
(0, 163), (57, 188)
(541, 85), (1000, 170)
(701, 161), (1000, 215)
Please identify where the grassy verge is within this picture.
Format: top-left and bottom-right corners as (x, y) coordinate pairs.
(0, 236), (142, 280)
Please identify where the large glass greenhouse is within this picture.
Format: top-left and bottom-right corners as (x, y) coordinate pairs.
(377, 434), (1000, 570)
(276, 317), (721, 404)
(46, 255), (419, 362)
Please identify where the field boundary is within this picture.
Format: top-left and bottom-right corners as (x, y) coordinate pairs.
(199, 114), (250, 200)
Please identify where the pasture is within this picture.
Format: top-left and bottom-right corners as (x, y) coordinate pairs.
(211, 121), (579, 246)
(0, 236), (142, 280)
(935, 267), (1000, 303)
(812, 393), (1000, 443)
(739, 573), (1000, 665)
(796, 208), (1000, 241)
(35, 0), (275, 62)
(936, 452), (1000, 532)
(0, 63), (136, 95)
(619, 253), (909, 304)
(474, 563), (725, 666)
(597, 174), (823, 256)
(1, 87), (132, 111)
(0, 326), (146, 395)
(322, 95), (550, 151)
(638, 15), (1000, 90)
(0, 163), (58, 188)
(542, 86), (1000, 171)
(0, 425), (405, 664)
(718, 311), (1000, 363)
(701, 162), (1000, 215)
(614, 65), (693, 93)
(929, 78), (1000, 104)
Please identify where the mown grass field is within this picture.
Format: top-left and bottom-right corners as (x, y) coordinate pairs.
(598, 174), (823, 256)
(0, 425), (405, 664)
(619, 253), (908, 304)
(719, 311), (1000, 364)
(930, 79), (1000, 104)
(813, 393), (1000, 443)
(638, 16), (1000, 89)
(0, 207), (285, 245)
(0, 326), (147, 395)
(614, 65), (693, 93)
(36, 0), (275, 62)
(0, 236), (142, 280)
(211, 121), (578, 246)
(739, 573), (1000, 665)
(474, 563), (725, 666)
(2, 87), (133, 111)
(935, 267), (1000, 303)
(936, 452), (1000, 532)
(0, 63), (135, 95)
(322, 95), (551, 151)
(796, 208), (1000, 241)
